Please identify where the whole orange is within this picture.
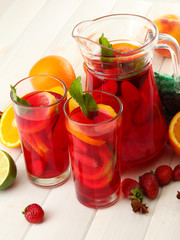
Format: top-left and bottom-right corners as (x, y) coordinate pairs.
(29, 55), (76, 90)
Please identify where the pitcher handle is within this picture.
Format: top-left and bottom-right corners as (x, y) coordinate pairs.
(154, 33), (180, 91)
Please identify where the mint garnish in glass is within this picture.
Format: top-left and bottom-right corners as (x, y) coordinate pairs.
(69, 77), (98, 119)
(10, 85), (31, 106)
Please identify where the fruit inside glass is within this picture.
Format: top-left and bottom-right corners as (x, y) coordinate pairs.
(10, 76), (70, 187)
(72, 14), (180, 169)
(64, 90), (123, 209)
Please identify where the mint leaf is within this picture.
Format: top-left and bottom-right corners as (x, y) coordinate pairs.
(69, 77), (98, 118)
(10, 85), (31, 106)
(99, 33), (113, 62)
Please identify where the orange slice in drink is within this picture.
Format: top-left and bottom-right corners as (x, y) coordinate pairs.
(168, 112), (180, 155)
(0, 104), (21, 148)
(19, 91), (57, 133)
(66, 121), (105, 146)
(112, 42), (140, 53)
(97, 104), (117, 118)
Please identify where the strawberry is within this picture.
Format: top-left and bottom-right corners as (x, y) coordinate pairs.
(96, 80), (118, 95)
(22, 203), (44, 224)
(139, 172), (159, 199)
(173, 165), (180, 181)
(122, 178), (143, 202)
(121, 81), (141, 108)
(155, 165), (172, 186)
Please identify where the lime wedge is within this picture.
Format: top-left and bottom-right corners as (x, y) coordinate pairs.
(0, 150), (17, 190)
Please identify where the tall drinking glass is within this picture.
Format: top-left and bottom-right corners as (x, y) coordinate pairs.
(64, 90), (123, 208)
(10, 75), (70, 187)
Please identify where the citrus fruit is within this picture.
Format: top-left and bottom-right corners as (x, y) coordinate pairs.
(112, 42), (140, 53)
(0, 150), (17, 190)
(97, 104), (117, 118)
(29, 55), (76, 90)
(0, 104), (21, 148)
(168, 111), (180, 155)
(26, 91), (56, 107)
(67, 91), (79, 113)
(153, 14), (180, 58)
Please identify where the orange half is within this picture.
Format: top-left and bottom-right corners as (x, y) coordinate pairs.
(169, 112), (180, 155)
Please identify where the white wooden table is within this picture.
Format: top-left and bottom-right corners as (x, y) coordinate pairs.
(1, 0), (180, 239)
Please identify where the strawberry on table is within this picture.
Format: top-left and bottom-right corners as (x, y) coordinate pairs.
(155, 165), (172, 186)
(22, 203), (44, 224)
(173, 165), (180, 181)
(139, 172), (159, 199)
(122, 178), (143, 202)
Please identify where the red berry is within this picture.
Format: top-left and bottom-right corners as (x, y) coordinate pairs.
(121, 81), (141, 108)
(155, 165), (172, 186)
(139, 172), (159, 199)
(97, 80), (118, 95)
(22, 203), (44, 224)
(173, 165), (180, 181)
(122, 178), (142, 200)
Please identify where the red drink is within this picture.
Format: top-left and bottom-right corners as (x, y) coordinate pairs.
(65, 91), (123, 208)
(85, 43), (168, 168)
(11, 76), (70, 187)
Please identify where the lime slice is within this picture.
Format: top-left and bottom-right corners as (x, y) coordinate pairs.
(0, 150), (17, 190)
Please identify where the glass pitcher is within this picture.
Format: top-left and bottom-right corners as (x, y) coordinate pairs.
(72, 14), (180, 169)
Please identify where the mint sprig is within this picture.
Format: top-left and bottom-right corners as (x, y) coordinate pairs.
(69, 77), (98, 119)
(99, 33), (113, 62)
(10, 85), (31, 106)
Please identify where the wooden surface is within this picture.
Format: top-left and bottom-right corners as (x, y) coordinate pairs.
(0, 0), (180, 239)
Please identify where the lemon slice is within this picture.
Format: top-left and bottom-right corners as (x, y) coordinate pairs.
(0, 150), (17, 190)
(0, 104), (21, 148)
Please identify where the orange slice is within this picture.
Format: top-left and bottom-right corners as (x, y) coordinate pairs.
(97, 104), (117, 118)
(66, 121), (105, 146)
(0, 104), (21, 148)
(112, 42), (140, 53)
(169, 112), (180, 155)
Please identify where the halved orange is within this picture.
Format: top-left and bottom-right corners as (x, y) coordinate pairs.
(168, 111), (180, 155)
(0, 104), (21, 148)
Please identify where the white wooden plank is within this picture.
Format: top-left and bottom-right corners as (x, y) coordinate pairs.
(0, 0), (83, 109)
(0, 154), (51, 240)
(45, 0), (119, 69)
(0, 0), (48, 60)
(24, 178), (96, 240)
(0, 0), (14, 16)
(144, 155), (180, 240)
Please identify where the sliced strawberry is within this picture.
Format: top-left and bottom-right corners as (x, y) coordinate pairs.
(121, 81), (141, 108)
(133, 101), (150, 125)
(96, 80), (118, 95)
(27, 159), (45, 177)
(82, 170), (113, 189)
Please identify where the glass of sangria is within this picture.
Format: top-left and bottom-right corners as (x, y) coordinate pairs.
(64, 88), (123, 208)
(72, 14), (180, 169)
(10, 75), (70, 187)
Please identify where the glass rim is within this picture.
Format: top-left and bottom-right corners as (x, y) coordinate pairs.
(10, 75), (67, 109)
(63, 90), (123, 127)
(72, 13), (158, 56)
